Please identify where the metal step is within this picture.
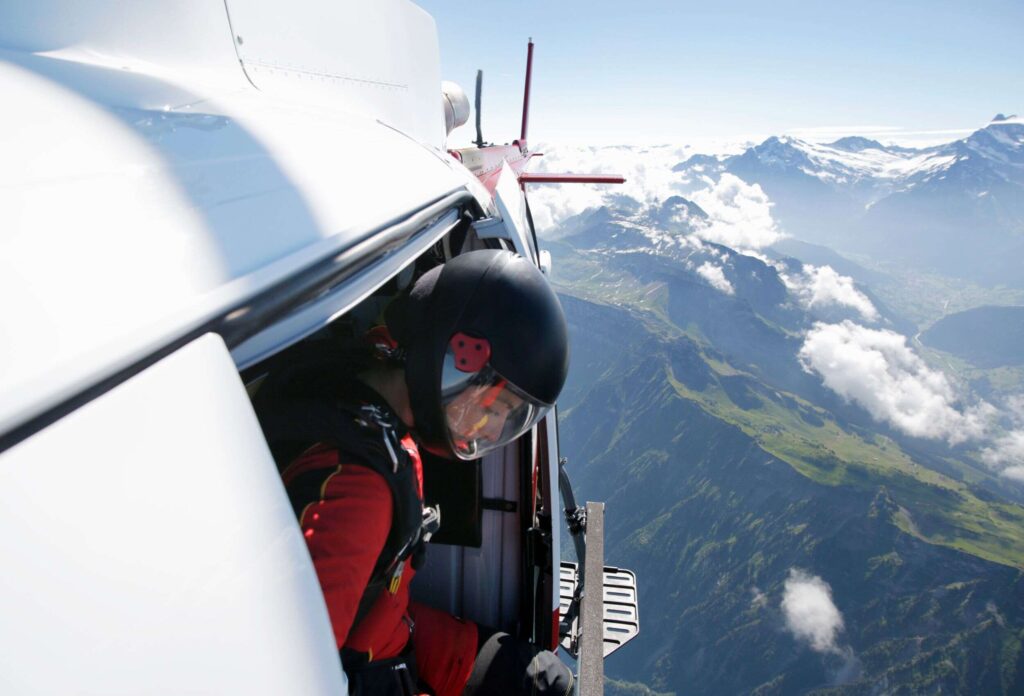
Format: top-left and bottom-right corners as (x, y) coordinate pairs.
(558, 561), (639, 658)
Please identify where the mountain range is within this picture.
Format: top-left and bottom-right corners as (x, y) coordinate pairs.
(559, 293), (1024, 695)
(670, 115), (1024, 287)
(538, 121), (1024, 693)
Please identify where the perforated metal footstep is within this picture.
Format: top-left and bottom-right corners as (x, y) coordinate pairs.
(558, 561), (639, 658)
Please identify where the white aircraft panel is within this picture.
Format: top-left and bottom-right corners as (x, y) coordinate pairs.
(226, 0), (445, 148)
(0, 49), (473, 440)
(0, 334), (345, 695)
(0, 0), (248, 91)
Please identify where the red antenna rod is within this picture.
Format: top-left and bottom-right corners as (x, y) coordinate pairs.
(520, 38), (534, 143)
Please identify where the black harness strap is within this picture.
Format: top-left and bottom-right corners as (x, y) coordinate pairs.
(256, 380), (431, 629)
(341, 645), (420, 696)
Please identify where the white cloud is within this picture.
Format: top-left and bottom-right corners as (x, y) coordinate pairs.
(696, 262), (735, 295)
(527, 146), (781, 254)
(798, 321), (992, 445)
(982, 430), (1024, 480)
(1008, 395), (1024, 421)
(981, 400), (1024, 480)
(528, 185), (604, 234)
(528, 144), (696, 231)
(781, 569), (846, 655)
(800, 323), (1024, 481)
(782, 264), (878, 321)
(689, 174), (784, 250)
(751, 586), (768, 610)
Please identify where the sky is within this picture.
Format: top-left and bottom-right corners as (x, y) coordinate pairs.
(415, 0), (1024, 148)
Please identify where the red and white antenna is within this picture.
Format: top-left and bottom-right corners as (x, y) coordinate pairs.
(453, 39), (625, 192)
(520, 38), (535, 146)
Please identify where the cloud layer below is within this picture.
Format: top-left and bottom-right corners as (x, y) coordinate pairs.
(696, 261), (735, 295)
(798, 321), (992, 445)
(781, 569), (846, 655)
(689, 174), (783, 250)
(980, 396), (1024, 481)
(799, 321), (1024, 480)
(528, 146), (784, 253)
(782, 265), (878, 322)
(983, 431), (1024, 481)
(528, 144), (695, 231)
(526, 145), (1023, 478)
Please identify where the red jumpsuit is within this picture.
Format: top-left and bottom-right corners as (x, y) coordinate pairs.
(282, 438), (479, 696)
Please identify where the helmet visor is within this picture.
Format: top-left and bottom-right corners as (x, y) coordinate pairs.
(440, 345), (552, 460)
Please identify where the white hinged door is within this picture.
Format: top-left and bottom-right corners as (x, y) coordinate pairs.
(0, 333), (345, 695)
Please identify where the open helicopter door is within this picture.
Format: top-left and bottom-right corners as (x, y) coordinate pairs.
(441, 36), (638, 693)
(0, 334), (346, 695)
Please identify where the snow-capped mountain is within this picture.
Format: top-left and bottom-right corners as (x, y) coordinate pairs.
(731, 136), (951, 191)
(667, 116), (1024, 285)
(533, 116), (1023, 286)
(857, 117), (1024, 284)
(902, 115), (1024, 192)
(727, 116), (1021, 193)
(675, 135), (953, 199)
(552, 194), (893, 329)
(555, 196), (707, 253)
(540, 117), (1024, 696)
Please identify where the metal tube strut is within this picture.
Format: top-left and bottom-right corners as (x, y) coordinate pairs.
(578, 501), (605, 696)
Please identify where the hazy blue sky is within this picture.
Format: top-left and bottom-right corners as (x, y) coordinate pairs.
(416, 0), (1024, 147)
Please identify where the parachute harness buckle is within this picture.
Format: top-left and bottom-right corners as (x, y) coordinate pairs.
(360, 404), (402, 472)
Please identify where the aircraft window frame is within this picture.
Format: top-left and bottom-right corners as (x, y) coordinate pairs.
(227, 191), (476, 369)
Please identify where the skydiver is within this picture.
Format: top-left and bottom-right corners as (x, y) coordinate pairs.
(257, 249), (573, 696)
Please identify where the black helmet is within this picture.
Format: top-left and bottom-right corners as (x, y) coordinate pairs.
(387, 249), (569, 460)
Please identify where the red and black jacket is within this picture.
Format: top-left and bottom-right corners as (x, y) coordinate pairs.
(256, 376), (434, 648)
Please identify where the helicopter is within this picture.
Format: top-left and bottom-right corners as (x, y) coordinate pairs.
(0, 2), (635, 693)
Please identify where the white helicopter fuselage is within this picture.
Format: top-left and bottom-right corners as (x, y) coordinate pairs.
(0, 2), (562, 693)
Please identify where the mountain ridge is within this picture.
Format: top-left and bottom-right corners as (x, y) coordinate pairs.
(539, 116), (1024, 695)
(557, 291), (1024, 695)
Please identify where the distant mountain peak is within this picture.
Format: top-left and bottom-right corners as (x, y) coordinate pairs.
(661, 195), (709, 220)
(568, 194), (709, 238)
(760, 134), (800, 149)
(672, 153), (721, 172)
(986, 114), (1024, 130)
(746, 135), (815, 169)
(829, 136), (886, 152)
